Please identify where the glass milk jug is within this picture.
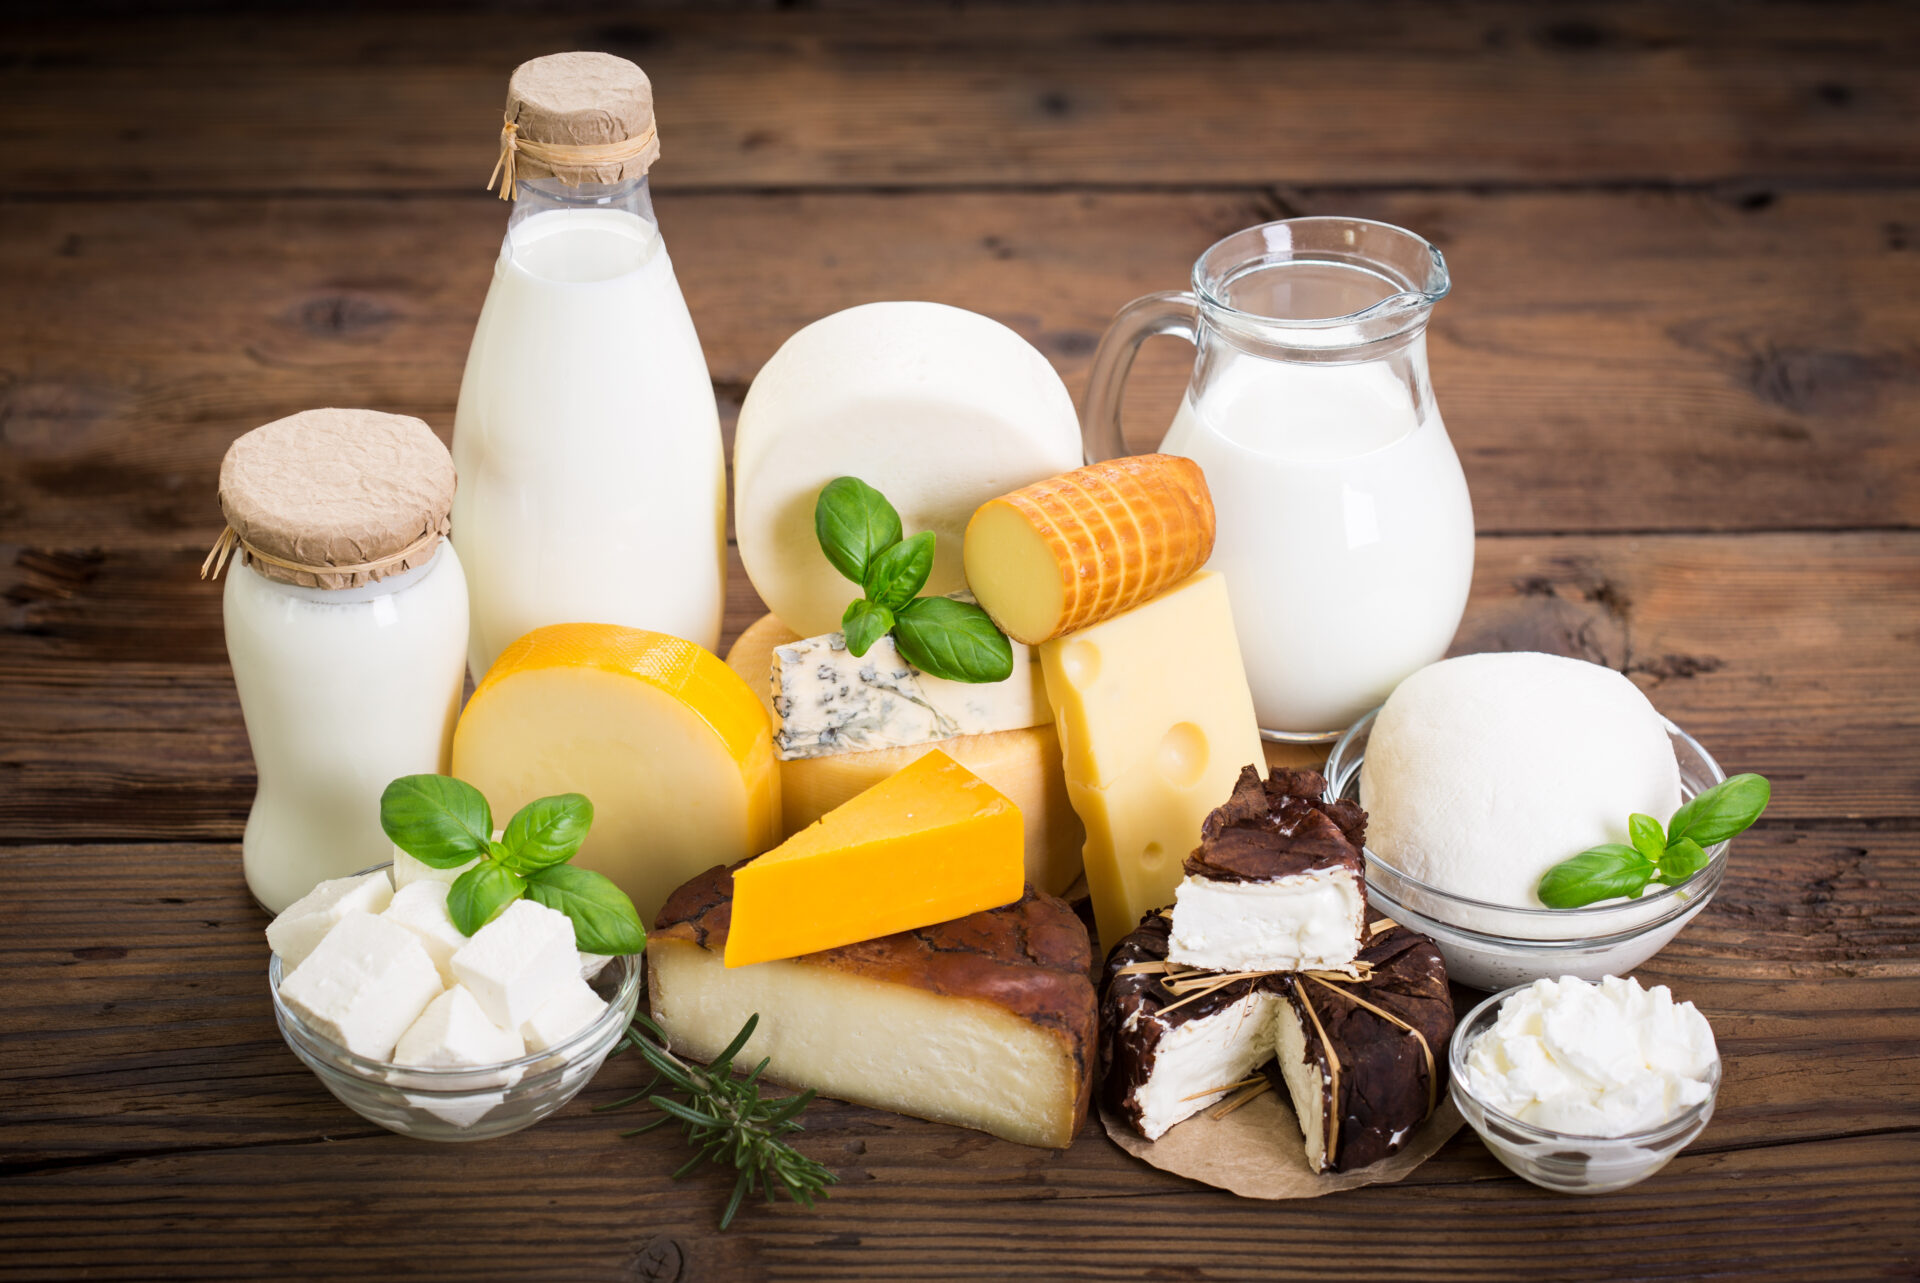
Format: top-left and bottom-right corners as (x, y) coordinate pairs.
(1083, 217), (1474, 738)
(452, 53), (725, 680)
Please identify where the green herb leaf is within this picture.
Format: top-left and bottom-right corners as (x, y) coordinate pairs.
(892, 596), (1014, 683)
(840, 599), (894, 658)
(497, 792), (594, 874)
(862, 530), (935, 612)
(814, 477), (903, 587)
(447, 861), (526, 935)
(1628, 812), (1667, 862)
(1656, 836), (1710, 884)
(380, 774), (493, 868)
(1536, 844), (1657, 909)
(526, 863), (646, 955)
(1667, 773), (1771, 847)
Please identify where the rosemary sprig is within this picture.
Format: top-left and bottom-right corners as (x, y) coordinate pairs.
(599, 1012), (835, 1230)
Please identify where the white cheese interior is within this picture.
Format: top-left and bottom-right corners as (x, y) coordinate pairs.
(1273, 1000), (1330, 1172)
(1128, 991), (1280, 1140)
(649, 939), (1082, 1148)
(1167, 868), (1365, 973)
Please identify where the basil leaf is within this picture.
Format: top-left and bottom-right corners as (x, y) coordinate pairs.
(380, 774), (494, 868)
(526, 864), (647, 955)
(863, 530), (935, 612)
(497, 793), (594, 874)
(1667, 773), (1771, 846)
(1628, 812), (1667, 862)
(1536, 845), (1656, 908)
(1656, 837), (1710, 884)
(448, 861), (526, 936)
(841, 599), (894, 658)
(814, 477), (903, 587)
(892, 596), (1014, 684)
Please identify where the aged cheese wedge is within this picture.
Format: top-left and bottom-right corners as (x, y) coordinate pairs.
(1038, 571), (1265, 951)
(725, 751), (1024, 967)
(452, 623), (780, 924)
(726, 613), (1084, 894)
(732, 301), (1082, 637)
(965, 454), (1216, 645)
(650, 865), (1097, 1148)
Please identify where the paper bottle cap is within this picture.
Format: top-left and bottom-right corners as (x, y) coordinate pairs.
(215, 408), (454, 590)
(503, 51), (661, 185)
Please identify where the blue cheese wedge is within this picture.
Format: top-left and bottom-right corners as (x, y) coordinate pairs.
(771, 607), (1050, 760)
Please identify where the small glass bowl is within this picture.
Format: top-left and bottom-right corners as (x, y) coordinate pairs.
(268, 867), (641, 1142)
(1449, 985), (1720, 1193)
(1324, 710), (1729, 990)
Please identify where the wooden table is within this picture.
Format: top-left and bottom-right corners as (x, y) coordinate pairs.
(4, 5), (1917, 1278)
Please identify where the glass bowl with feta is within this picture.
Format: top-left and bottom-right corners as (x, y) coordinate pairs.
(1447, 976), (1721, 1194)
(1324, 706), (1731, 990)
(267, 860), (642, 1142)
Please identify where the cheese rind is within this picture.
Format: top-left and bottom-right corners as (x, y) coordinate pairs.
(732, 301), (1082, 637)
(726, 614), (1084, 894)
(771, 622), (1048, 761)
(1038, 572), (1265, 950)
(724, 751), (1025, 967)
(266, 871), (394, 971)
(449, 899), (580, 1030)
(453, 623), (780, 924)
(650, 867), (1097, 1148)
(277, 911), (444, 1061)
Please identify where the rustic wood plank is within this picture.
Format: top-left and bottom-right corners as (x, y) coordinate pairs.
(5, 188), (1918, 544)
(5, 4), (1918, 193)
(7, 533), (1915, 838)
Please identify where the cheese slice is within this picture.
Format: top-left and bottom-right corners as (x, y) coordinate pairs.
(452, 623), (780, 924)
(727, 614), (1085, 894)
(725, 751), (1024, 967)
(1038, 572), (1265, 951)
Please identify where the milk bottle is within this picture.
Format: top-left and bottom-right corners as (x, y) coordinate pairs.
(453, 52), (725, 679)
(1083, 218), (1475, 736)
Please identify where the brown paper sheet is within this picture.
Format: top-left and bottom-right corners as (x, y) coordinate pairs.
(1101, 1090), (1463, 1199)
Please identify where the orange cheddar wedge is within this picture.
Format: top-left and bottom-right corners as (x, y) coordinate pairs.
(724, 751), (1024, 968)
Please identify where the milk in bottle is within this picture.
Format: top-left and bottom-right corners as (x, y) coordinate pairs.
(453, 52), (725, 678)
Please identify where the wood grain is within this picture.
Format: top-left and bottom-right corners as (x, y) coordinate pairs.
(5, 188), (1918, 545)
(6, 4), (1919, 193)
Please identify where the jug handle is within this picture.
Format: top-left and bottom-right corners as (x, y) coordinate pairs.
(1081, 291), (1199, 462)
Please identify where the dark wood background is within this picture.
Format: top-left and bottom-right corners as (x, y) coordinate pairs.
(3, 3), (1917, 1279)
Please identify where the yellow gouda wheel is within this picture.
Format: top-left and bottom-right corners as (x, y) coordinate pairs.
(454, 623), (780, 925)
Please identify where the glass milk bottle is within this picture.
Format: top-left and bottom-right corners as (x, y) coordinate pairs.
(1083, 217), (1474, 738)
(452, 52), (726, 679)
(207, 409), (470, 913)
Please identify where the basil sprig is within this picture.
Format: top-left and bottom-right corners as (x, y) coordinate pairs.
(813, 477), (1014, 684)
(1536, 773), (1771, 908)
(380, 775), (646, 954)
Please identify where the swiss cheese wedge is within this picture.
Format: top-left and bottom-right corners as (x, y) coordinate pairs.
(452, 624), (780, 925)
(725, 613), (1084, 894)
(724, 751), (1024, 968)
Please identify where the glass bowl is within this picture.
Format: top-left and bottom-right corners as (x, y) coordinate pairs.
(1324, 710), (1729, 990)
(268, 866), (642, 1142)
(1449, 985), (1720, 1193)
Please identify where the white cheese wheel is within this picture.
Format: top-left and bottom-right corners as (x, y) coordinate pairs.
(733, 302), (1082, 638)
(1359, 652), (1682, 908)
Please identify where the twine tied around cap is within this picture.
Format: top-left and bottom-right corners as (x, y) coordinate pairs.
(200, 524), (442, 584)
(487, 116), (661, 200)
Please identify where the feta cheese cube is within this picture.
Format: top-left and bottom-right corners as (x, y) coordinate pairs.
(381, 880), (470, 983)
(277, 912), (443, 1060)
(578, 952), (613, 981)
(519, 975), (609, 1052)
(394, 985), (524, 1069)
(450, 899), (579, 1030)
(391, 843), (482, 891)
(266, 871), (394, 971)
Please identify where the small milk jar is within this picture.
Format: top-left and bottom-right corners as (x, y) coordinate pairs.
(452, 51), (727, 680)
(209, 409), (470, 913)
